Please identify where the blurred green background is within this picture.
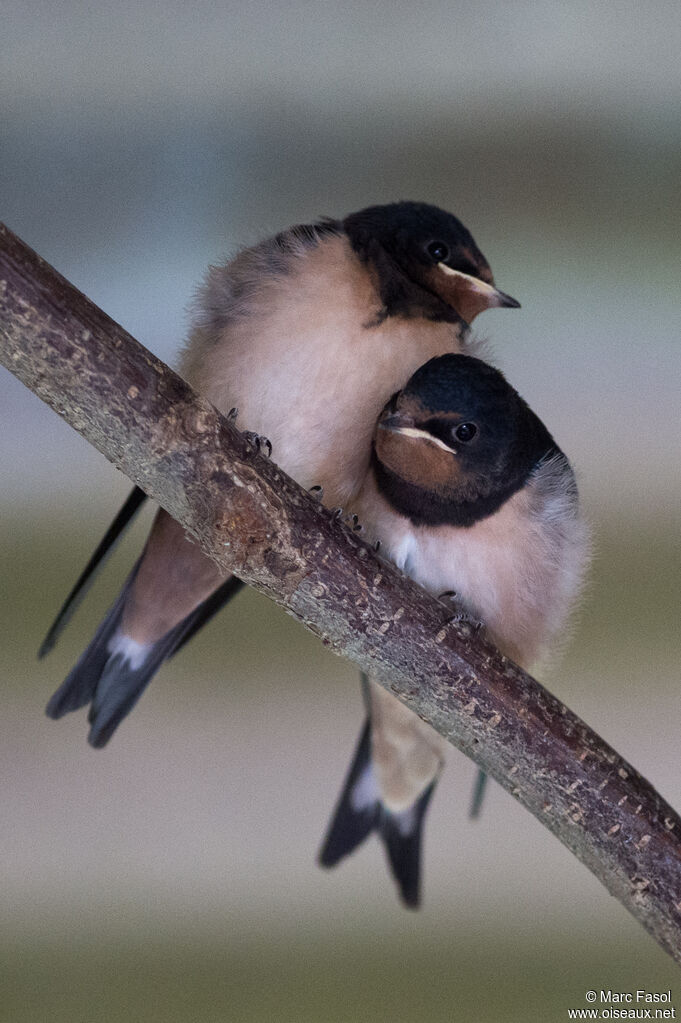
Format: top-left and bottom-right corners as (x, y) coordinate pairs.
(1, 2), (680, 1020)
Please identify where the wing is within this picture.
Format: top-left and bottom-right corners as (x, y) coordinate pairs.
(168, 575), (244, 657)
(38, 486), (147, 658)
(45, 506), (246, 747)
(45, 567), (245, 748)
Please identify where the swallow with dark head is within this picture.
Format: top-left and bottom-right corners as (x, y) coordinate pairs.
(319, 353), (589, 907)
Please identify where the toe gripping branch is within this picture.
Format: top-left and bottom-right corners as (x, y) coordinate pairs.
(242, 431), (272, 458)
(437, 591), (483, 632)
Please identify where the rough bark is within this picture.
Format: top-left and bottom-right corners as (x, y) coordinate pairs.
(1, 221), (680, 962)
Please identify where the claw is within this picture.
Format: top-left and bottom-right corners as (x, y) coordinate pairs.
(343, 513), (362, 530)
(310, 485), (324, 501)
(332, 507), (344, 521)
(374, 540), (381, 552)
(450, 608), (484, 631)
(454, 612), (484, 631)
(242, 431), (272, 457)
(227, 407), (239, 421)
(439, 591), (483, 631)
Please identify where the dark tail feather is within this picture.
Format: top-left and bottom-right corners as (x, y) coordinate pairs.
(86, 575), (247, 745)
(379, 782), (436, 909)
(39, 486), (147, 659)
(319, 719), (437, 908)
(85, 615), (195, 748)
(46, 570), (245, 749)
(45, 561), (142, 720)
(318, 721), (378, 867)
(469, 768), (489, 820)
(169, 576), (245, 658)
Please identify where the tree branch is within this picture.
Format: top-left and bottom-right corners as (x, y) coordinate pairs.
(1, 221), (680, 961)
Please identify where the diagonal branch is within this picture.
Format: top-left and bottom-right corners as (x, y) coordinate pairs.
(1, 221), (680, 962)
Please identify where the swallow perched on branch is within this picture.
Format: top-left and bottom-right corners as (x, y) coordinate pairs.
(319, 353), (589, 907)
(41, 202), (519, 747)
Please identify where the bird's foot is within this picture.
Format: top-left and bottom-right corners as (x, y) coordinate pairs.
(329, 509), (362, 532)
(344, 513), (363, 532)
(438, 591), (484, 631)
(243, 431), (272, 457)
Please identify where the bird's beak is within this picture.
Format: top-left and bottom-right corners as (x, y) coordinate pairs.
(378, 410), (414, 433)
(436, 264), (520, 324)
(378, 413), (456, 453)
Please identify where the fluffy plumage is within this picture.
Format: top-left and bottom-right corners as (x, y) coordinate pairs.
(43, 202), (517, 746)
(319, 354), (589, 906)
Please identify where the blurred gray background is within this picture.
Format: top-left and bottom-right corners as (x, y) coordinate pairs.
(2, 2), (680, 1020)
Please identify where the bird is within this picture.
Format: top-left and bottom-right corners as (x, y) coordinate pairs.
(318, 353), (589, 907)
(40, 201), (520, 748)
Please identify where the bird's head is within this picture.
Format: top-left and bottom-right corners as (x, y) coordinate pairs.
(343, 201), (519, 324)
(373, 354), (557, 526)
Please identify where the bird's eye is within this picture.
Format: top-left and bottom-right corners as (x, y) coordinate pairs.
(427, 241), (450, 263)
(454, 422), (477, 442)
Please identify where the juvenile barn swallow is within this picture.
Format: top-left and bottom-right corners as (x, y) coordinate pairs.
(319, 353), (589, 907)
(41, 202), (519, 747)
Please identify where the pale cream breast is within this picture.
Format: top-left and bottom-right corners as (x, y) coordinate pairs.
(352, 459), (588, 810)
(353, 459), (587, 672)
(180, 235), (467, 506)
